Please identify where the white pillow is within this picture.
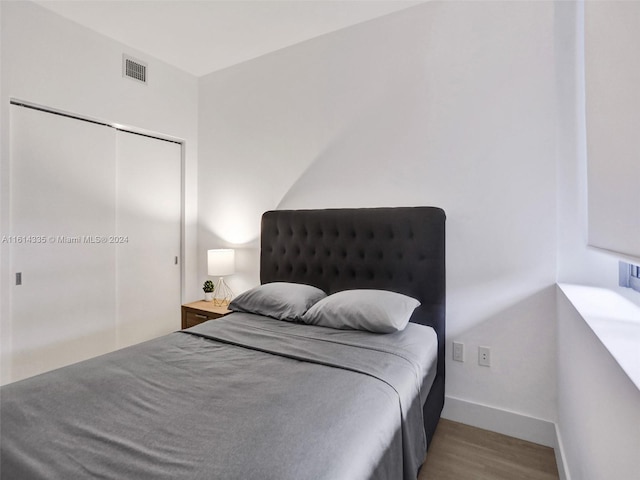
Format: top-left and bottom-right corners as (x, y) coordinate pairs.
(229, 282), (326, 322)
(301, 289), (420, 333)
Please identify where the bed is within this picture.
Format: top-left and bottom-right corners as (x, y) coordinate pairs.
(0, 206), (446, 480)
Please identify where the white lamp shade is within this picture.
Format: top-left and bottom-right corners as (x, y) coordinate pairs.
(208, 249), (235, 276)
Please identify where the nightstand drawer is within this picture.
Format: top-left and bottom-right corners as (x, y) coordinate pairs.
(181, 301), (231, 329)
(184, 311), (212, 329)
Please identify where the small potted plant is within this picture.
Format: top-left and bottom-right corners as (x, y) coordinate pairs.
(203, 280), (215, 302)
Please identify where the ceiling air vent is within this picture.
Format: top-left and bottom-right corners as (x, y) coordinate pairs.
(123, 54), (147, 84)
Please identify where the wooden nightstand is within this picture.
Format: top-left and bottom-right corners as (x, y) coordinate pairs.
(181, 301), (231, 329)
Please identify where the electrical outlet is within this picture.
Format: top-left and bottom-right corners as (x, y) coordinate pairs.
(452, 342), (464, 362)
(478, 346), (491, 367)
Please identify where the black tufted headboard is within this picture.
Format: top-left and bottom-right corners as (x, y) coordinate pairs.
(260, 206), (446, 445)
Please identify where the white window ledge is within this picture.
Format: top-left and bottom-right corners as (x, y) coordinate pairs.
(558, 283), (640, 390)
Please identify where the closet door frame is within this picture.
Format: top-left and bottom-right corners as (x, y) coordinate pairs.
(7, 99), (185, 380)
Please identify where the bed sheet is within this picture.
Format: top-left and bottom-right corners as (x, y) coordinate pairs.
(0, 313), (437, 480)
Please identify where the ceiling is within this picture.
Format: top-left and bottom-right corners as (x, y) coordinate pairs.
(35, 0), (423, 77)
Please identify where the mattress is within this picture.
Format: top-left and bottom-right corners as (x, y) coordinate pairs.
(0, 313), (438, 480)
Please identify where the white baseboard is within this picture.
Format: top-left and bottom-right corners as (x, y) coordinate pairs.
(441, 395), (556, 447)
(441, 396), (570, 478)
(553, 423), (571, 480)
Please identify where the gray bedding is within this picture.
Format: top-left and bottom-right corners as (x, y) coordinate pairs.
(0, 313), (437, 480)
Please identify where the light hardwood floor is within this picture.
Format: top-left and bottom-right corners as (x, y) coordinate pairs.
(418, 419), (560, 480)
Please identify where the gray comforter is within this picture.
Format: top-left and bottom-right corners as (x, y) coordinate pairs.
(0, 313), (437, 480)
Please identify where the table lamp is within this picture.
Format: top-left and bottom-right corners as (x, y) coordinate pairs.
(207, 249), (235, 307)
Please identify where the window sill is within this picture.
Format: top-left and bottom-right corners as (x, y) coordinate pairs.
(558, 283), (640, 391)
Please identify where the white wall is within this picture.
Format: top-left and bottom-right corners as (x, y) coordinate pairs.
(556, 287), (640, 479)
(0, 1), (199, 384)
(199, 1), (558, 429)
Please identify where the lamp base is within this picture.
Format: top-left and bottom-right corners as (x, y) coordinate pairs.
(213, 277), (233, 307)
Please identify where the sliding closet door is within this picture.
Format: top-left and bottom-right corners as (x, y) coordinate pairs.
(10, 105), (117, 381)
(115, 131), (181, 348)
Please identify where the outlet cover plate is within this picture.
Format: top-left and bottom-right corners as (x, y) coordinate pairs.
(453, 341), (464, 362)
(478, 346), (491, 367)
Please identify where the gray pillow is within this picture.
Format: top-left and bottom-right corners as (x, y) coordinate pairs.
(301, 289), (420, 333)
(229, 282), (327, 322)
